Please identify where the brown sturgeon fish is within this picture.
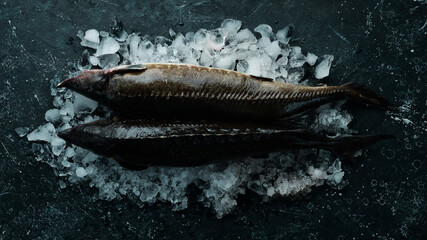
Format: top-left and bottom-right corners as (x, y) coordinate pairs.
(57, 64), (393, 120)
(58, 119), (392, 169)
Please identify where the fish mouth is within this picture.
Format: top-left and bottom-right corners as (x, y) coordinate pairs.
(56, 81), (65, 88)
(57, 77), (76, 88)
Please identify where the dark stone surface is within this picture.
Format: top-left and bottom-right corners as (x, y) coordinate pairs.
(0, 0), (425, 239)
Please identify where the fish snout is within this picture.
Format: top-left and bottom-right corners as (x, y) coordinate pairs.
(57, 70), (107, 94)
(57, 128), (72, 141)
(57, 76), (78, 89)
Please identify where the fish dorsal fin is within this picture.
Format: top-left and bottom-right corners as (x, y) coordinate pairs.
(107, 64), (147, 75)
(250, 75), (275, 82)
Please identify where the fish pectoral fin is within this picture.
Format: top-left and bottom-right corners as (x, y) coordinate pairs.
(107, 64), (147, 75)
(250, 75), (275, 82)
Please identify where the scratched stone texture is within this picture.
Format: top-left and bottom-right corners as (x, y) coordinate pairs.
(0, 0), (425, 239)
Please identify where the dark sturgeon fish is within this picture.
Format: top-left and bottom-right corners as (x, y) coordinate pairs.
(57, 64), (393, 121)
(58, 119), (391, 169)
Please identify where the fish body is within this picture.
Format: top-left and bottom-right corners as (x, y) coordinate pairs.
(58, 119), (391, 168)
(58, 64), (393, 121)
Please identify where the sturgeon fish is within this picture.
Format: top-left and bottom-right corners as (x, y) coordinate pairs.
(57, 64), (393, 121)
(58, 119), (391, 169)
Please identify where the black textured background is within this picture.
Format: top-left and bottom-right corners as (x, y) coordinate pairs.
(0, 0), (425, 239)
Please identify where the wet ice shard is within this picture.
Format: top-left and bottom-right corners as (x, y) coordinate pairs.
(314, 55), (334, 79)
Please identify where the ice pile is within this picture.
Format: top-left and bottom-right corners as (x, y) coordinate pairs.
(312, 103), (353, 135)
(26, 19), (347, 218)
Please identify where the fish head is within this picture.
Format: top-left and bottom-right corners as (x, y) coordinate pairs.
(57, 69), (108, 99)
(58, 124), (112, 157)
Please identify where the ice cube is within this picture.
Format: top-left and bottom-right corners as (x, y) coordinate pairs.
(78, 50), (92, 70)
(221, 19), (242, 38)
(155, 36), (171, 45)
(156, 44), (168, 55)
(329, 172), (344, 184)
(83, 115), (94, 123)
(115, 30), (128, 42)
(89, 56), (100, 66)
(245, 56), (262, 76)
(289, 47), (306, 68)
(81, 29), (100, 49)
(59, 180), (67, 189)
(193, 29), (207, 51)
(99, 31), (109, 38)
(77, 29), (84, 40)
(310, 168), (326, 180)
(169, 28), (176, 37)
(110, 19), (127, 42)
(206, 28), (227, 50)
(118, 44), (129, 60)
(248, 44), (258, 52)
(76, 167), (88, 178)
(313, 107), (352, 133)
(257, 37), (271, 48)
(183, 56), (199, 65)
(51, 137), (66, 156)
(64, 90), (73, 99)
(15, 127), (30, 137)
(65, 147), (75, 158)
(27, 123), (56, 142)
(245, 54), (273, 77)
(248, 180), (265, 195)
(254, 24), (273, 38)
(213, 53), (237, 70)
(53, 96), (64, 107)
(264, 40), (281, 60)
(82, 152), (99, 165)
(236, 60), (248, 73)
(45, 109), (61, 123)
(233, 28), (257, 44)
(279, 66), (288, 78)
(137, 40), (155, 60)
(276, 26), (292, 44)
(290, 46), (301, 55)
(60, 99), (75, 118)
(170, 34), (192, 60)
(236, 42), (250, 50)
(276, 56), (289, 66)
(266, 187), (275, 197)
(314, 55), (334, 79)
(305, 52), (318, 66)
(185, 31), (195, 42)
(287, 67), (305, 84)
(139, 183), (161, 202)
(74, 93), (98, 114)
(99, 54), (120, 69)
(95, 37), (120, 56)
(128, 34), (141, 63)
(191, 49), (201, 60)
(199, 50), (213, 66)
(58, 122), (71, 132)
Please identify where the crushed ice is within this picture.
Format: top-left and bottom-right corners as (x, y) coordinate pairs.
(26, 19), (350, 218)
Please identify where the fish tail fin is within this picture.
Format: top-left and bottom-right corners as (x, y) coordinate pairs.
(341, 82), (396, 110)
(328, 134), (394, 161)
